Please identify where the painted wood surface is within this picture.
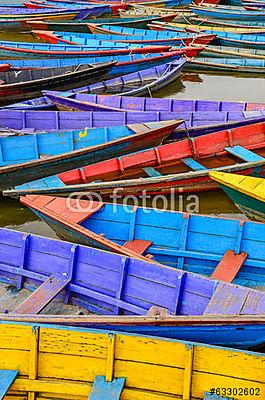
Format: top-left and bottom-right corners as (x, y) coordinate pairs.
(1, 109), (264, 134)
(13, 120), (265, 199)
(0, 370), (18, 399)
(1, 313), (265, 349)
(0, 322), (263, 399)
(209, 171), (265, 222)
(0, 120), (178, 190)
(20, 194), (265, 290)
(43, 92), (265, 113)
(1, 226), (265, 318)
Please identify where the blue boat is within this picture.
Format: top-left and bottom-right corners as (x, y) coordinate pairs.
(0, 120), (178, 190)
(3, 51), (184, 77)
(191, 4), (265, 20)
(2, 313), (264, 350)
(21, 195), (265, 291)
(53, 59), (186, 97)
(185, 57), (265, 73)
(33, 29), (214, 47)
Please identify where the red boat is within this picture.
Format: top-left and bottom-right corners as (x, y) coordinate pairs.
(52, 121), (265, 196)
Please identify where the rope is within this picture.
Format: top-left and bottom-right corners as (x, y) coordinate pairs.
(183, 121), (197, 158)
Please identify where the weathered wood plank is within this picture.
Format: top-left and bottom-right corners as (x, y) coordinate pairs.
(211, 250), (248, 283)
(12, 273), (70, 314)
(225, 145), (264, 162)
(123, 240), (152, 255)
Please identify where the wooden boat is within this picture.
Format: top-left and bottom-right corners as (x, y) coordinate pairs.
(33, 29), (215, 47)
(0, 228), (264, 350)
(6, 99), (265, 132)
(0, 9), (105, 32)
(0, 43), (172, 59)
(0, 37), (170, 51)
(1, 313), (265, 350)
(200, 45), (265, 59)
(0, 225), (263, 316)
(0, 62), (115, 106)
(209, 171), (265, 222)
(149, 22), (265, 50)
(119, 4), (192, 18)
(24, 0), (124, 15)
(54, 60), (186, 97)
(151, 19), (265, 34)
(0, 120), (178, 190)
(20, 192), (265, 291)
(184, 15), (265, 28)
(191, 4), (265, 20)
(27, 14), (179, 32)
(12, 120), (265, 211)
(0, 6), (110, 21)
(44, 91), (265, 114)
(0, 321), (263, 400)
(184, 57), (265, 74)
(0, 6), (109, 17)
(3, 51), (187, 78)
(5, 91), (265, 113)
(0, 120), (181, 164)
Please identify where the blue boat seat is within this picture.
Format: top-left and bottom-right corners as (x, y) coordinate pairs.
(89, 376), (126, 400)
(0, 370), (18, 399)
(181, 157), (207, 171)
(225, 145), (264, 162)
(143, 167), (162, 177)
(11, 273), (71, 315)
(204, 392), (235, 399)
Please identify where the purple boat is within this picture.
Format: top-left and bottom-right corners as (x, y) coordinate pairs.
(2, 109), (265, 138)
(0, 226), (264, 317)
(45, 91), (265, 113)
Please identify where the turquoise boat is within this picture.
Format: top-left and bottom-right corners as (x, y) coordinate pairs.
(191, 5), (265, 20)
(185, 57), (265, 73)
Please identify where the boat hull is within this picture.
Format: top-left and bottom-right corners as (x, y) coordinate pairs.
(219, 184), (265, 222)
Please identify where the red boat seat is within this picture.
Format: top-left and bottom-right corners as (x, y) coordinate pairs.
(211, 250), (248, 283)
(123, 239), (152, 255)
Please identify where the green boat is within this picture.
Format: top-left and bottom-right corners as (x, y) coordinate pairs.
(209, 171), (265, 222)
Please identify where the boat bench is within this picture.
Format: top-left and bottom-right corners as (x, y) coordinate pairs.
(89, 376), (126, 400)
(204, 392), (235, 399)
(0, 370), (18, 399)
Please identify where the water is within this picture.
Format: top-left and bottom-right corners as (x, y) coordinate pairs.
(0, 3), (263, 235)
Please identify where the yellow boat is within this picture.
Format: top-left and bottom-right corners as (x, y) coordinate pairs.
(0, 322), (264, 399)
(209, 171), (265, 222)
(151, 20), (265, 34)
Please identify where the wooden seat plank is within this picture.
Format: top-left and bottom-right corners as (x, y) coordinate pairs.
(211, 250), (248, 283)
(225, 145), (264, 162)
(0, 370), (18, 399)
(181, 157), (207, 171)
(88, 376), (126, 400)
(12, 273), (70, 314)
(123, 239), (152, 255)
(204, 393), (234, 400)
(143, 167), (162, 177)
